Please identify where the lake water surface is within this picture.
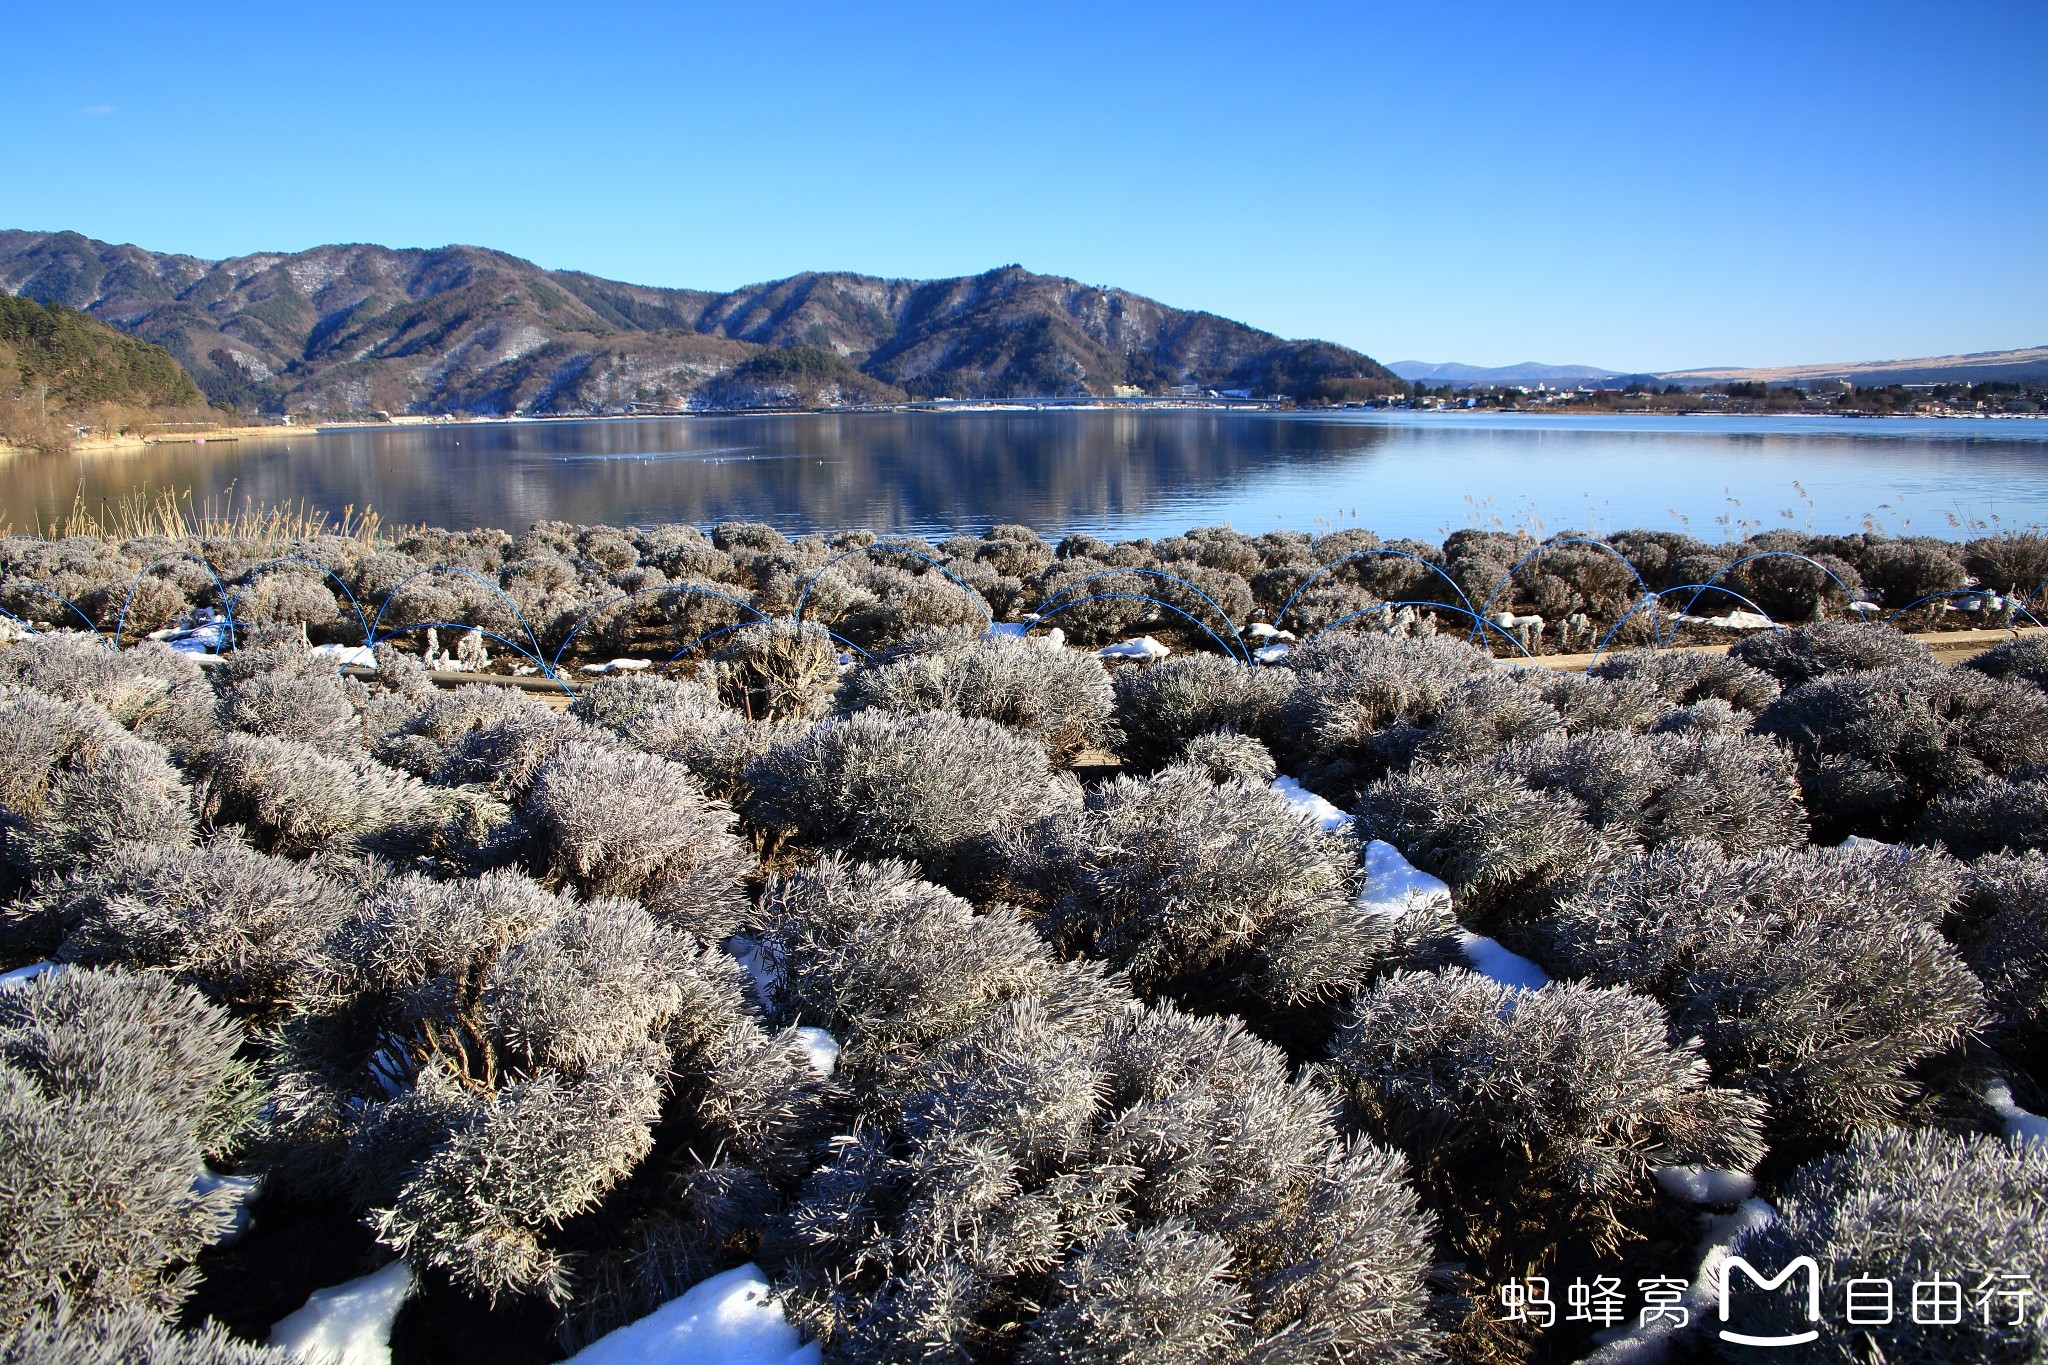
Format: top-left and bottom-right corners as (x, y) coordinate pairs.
(8, 410), (2047, 541)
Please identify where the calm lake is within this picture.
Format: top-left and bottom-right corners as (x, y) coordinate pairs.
(9, 410), (2048, 541)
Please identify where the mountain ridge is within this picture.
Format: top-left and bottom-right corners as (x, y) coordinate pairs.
(0, 231), (1403, 416)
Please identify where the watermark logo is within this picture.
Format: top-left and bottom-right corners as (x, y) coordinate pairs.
(1718, 1256), (1821, 1347)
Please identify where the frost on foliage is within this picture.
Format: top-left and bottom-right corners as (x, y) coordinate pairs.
(525, 740), (753, 941)
(1720, 1128), (2048, 1364)
(268, 1259), (414, 1365)
(203, 732), (440, 857)
(1331, 969), (1765, 1258)
(756, 856), (1105, 1107)
(745, 709), (1075, 883)
(0, 630), (219, 761)
(0, 968), (258, 1331)
(1728, 619), (1933, 688)
(1270, 631), (1494, 801)
(1, 1306), (291, 1364)
(1489, 728), (1808, 854)
(844, 627), (1116, 767)
(1947, 851), (2048, 1070)
(1546, 840), (1985, 1136)
(1920, 764), (2048, 858)
(1588, 646), (1781, 713)
(1012, 764), (1393, 1011)
(21, 835), (355, 1016)
(1965, 632), (2048, 693)
(0, 686), (193, 878)
(374, 681), (548, 777)
(1111, 652), (1294, 771)
(1177, 730), (1277, 785)
(1755, 662), (2048, 842)
(217, 642), (364, 754)
(774, 999), (1437, 1364)
(1521, 669), (1673, 736)
(1354, 757), (1608, 925)
(372, 1050), (666, 1304)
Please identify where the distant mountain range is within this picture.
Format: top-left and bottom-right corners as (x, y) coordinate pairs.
(1388, 360), (1634, 387)
(0, 230), (1403, 416)
(1396, 348), (2048, 390)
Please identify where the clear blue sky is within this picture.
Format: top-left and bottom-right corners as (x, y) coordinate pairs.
(8, 0), (2043, 373)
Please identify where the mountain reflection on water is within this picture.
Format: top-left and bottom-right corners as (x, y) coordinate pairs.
(5, 410), (2044, 541)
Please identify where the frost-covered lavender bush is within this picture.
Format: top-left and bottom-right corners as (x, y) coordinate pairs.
(1272, 632), (1495, 801)
(523, 739), (753, 939)
(1730, 619), (1933, 687)
(1589, 645), (1782, 712)
(1353, 758), (1608, 926)
(1110, 652), (1294, 771)
(0, 969), (258, 1331)
(773, 999), (1438, 1364)
(845, 628), (1117, 766)
(1545, 841), (1984, 1136)
(1717, 1128), (2048, 1365)
(1522, 669), (1673, 735)
(16, 836), (353, 1016)
(1010, 764), (1392, 1013)
(1490, 728), (1808, 853)
(1331, 969), (1766, 1256)
(215, 642), (364, 753)
(0, 1307), (289, 1364)
(745, 708), (1076, 882)
(1755, 662), (2048, 842)
(0, 687), (193, 878)
(1173, 729), (1278, 784)
(1946, 851), (2048, 1075)
(1919, 765), (2048, 858)
(1964, 632), (2048, 692)
(0, 631), (219, 759)
(202, 732), (441, 856)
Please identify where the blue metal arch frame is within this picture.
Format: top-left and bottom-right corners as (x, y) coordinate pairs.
(1030, 568), (1251, 663)
(1679, 551), (1859, 620)
(1880, 588), (2046, 630)
(657, 617), (874, 671)
(1311, 600), (1536, 659)
(1025, 592), (1248, 664)
(367, 565), (547, 664)
(367, 621), (573, 694)
(1272, 549), (1479, 640)
(793, 546), (991, 628)
(114, 552), (239, 650)
(549, 583), (769, 673)
(221, 556), (373, 649)
(1469, 537), (1653, 645)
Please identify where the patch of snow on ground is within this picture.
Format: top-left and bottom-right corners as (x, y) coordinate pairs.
(1096, 636), (1170, 660)
(1653, 1165), (1757, 1206)
(270, 1260), (416, 1365)
(1357, 839), (1452, 917)
(1458, 932), (1551, 991)
(1676, 610), (1775, 631)
(1837, 835), (1893, 850)
(1271, 776), (1350, 833)
(793, 1027), (839, 1078)
(565, 1262), (820, 1365)
(1254, 643), (1291, 663)
(0, 961), (62, 989)
(580, 658), (653, 674)
(193, 1169), (264, 1243)
(1986, 1079), (2048, 1146)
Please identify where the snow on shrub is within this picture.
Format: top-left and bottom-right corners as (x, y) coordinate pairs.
(1545, 841), (1984, 1137)
(1011, 764), (1390, 1013)
(1755, 662), (2048, 842)
(1330, 968), (1766, 1257)
(1353, 757), (1608, 926)
(1719, 1128), (2048, 1364)
(745, 709), (1075, 883)
(373, 680), (547, 777)
(0, 686), (193, 878)
(844, 628), (1116, 766)
(774, 999), (1436, 1364)
(20, 835), (354, 1016)
(0, 968), (258, 1330)
(1111, 652), (1294, 771)
(524, 740), (753, 940)
(1729, 619), (1932, 687)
